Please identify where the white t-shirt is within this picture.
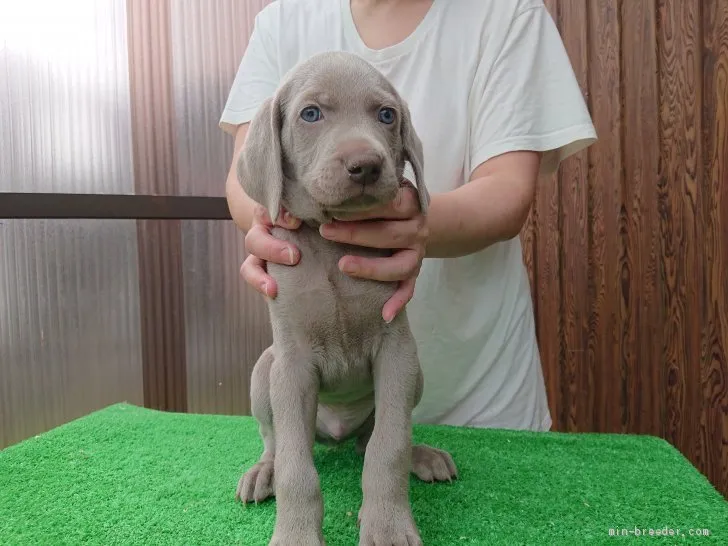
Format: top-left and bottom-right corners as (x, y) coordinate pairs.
(220, 0), (597, 431)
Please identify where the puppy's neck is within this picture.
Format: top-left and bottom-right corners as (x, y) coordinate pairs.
(281, 197), (337, 229)
(302, 217), (326, 230)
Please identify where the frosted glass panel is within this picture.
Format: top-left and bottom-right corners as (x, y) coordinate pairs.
(182, 220), (271, 415)
(0, 219), (143, 448)
(170, 0), (271, 196)
(0, 0), (134, 194)
(170, 1), (273, 414)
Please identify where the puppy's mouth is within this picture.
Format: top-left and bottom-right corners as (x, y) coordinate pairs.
(306, 167), (400, 219)
(325, 194), (381, 214)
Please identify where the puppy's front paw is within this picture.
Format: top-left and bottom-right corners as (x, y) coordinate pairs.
(236, 460), (275, 503)
(411, 444), (458, 483)
(358, 503), (422, 546)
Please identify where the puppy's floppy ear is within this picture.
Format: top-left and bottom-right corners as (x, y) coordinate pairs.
(399, 101), (430, 215)
(236, 94), (285, 224)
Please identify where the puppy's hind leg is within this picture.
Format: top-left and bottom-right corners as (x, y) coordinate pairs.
(236, 346), (276, 504)
(410, 368), (459, 483)
(411, 444), (458, 483)
(356, 368), (458, 483)
(354, 411), (375, 456)
(359, 425), (458, 483)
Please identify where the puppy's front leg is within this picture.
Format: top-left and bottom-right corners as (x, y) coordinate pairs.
(359, 318), (423, 546)
(269, 353), (325, 546)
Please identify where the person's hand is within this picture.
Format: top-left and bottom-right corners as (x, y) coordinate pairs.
(240, 204), (302, 298)
(318, 182), (428, 323)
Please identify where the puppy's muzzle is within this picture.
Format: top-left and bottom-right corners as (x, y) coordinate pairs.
(339, 140), (384, 186)
(346, 155), (382, 186)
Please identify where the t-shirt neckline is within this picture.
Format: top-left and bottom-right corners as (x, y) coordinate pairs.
(339, 0), (440, 63)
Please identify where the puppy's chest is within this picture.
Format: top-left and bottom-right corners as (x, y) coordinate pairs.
(269, 226), (395, 347)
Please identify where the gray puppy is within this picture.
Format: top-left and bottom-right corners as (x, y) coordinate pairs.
(235, 51), (457, 546)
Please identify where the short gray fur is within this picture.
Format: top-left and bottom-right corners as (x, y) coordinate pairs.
(235, 51), (458, 546)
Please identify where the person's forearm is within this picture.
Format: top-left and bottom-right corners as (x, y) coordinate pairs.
(226, 170), (258, 233)
(424, 172), (535, 259)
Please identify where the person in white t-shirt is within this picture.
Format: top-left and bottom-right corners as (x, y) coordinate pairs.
(220, 0), (597, 432)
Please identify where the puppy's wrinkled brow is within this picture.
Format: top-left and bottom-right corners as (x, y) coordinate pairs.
(370, 90), (398, 108)
(301, 92), (334, 109)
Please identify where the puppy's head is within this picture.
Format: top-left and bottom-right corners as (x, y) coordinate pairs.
(237, 51), (429, 224)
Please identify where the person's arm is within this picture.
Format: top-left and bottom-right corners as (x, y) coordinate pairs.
(423, 150), (539, 258)
(321, 150), (539, 261)
(220, 3), (282, 233)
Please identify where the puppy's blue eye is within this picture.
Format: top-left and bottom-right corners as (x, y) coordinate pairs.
(300, 106), (322, 122)
(378, 107), (395, 124)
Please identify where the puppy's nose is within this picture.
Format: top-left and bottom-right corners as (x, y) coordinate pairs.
(346, 157), (382, 185)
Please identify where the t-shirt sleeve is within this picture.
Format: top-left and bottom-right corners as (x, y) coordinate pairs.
(219, 5), (280, 136)
(468, 3), (597, 177)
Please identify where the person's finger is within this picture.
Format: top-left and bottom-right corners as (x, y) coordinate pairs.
(389, 183), (421, 218)
(332, 185), (420, 221)
(240, 254), (277, 298)
(320, 218), (419, 249)
(338, 249), (420, 282)
(245, 225), (300, 266)
(254, 203), (302, 229)
(253, 204), (273, 226)
(275, 210), (302, 229)
(382, 275), (417, 323)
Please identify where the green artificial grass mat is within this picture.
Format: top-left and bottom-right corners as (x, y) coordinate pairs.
(1, 404), (726, 545)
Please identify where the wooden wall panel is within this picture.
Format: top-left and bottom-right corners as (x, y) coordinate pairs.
(588, 0), (625, 433)
(524, 0), (728, 497)
(559, 0), (591, 433)
(620, 0), (662, 435)
(656, 0), (704, 464)
(700, 0), (728, 498)
(534, 0), (564, 434)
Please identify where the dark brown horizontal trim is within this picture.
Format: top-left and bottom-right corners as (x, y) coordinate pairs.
(0, 193), (232, 220)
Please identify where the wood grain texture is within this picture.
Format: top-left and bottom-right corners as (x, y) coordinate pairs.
(700, 0), (728, 497)
(657, 0), (704, 459)
(531, 0), (565, 433)
(520, 206), (537, 320)
(620, 0), (663, 435)
(556, 0), (590, 432)
(588, 0), (625, 432)
(520, 0), (728, 497)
